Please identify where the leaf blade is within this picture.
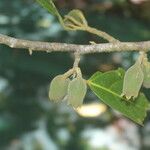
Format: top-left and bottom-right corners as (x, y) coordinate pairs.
(36, 0), (57, 15)
(36, 0), (63, 24)
(88, 69), (149, 125)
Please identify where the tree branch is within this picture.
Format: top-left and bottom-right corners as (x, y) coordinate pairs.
(0, 34), (150, 54)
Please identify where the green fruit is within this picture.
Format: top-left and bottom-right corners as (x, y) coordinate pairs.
(67, 77), (87, 108)
(49, 75), (69, 102)
(142, 61), (150, 88)
(122, 60), (144, 100)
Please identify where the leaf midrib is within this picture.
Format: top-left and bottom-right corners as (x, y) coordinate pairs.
(88, 80), (147, 124)
(88, 80), (124, 100)
(88, 80), (148, 116)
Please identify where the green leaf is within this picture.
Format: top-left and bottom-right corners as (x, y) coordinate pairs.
(36, 0), (58, 15)
(88, 69), (149, 125)
(89, 71), (102, 81)
(36, 0), (63, 24)
(122, 60), (144, 100)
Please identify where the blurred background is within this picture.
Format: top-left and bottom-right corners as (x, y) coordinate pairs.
(0, 0), (150, 150)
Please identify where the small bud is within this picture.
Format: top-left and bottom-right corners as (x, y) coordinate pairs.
(67, 77), (87, 108)
(142, 61), (150, 88)
(122, 60), (144, 100)
(63, 9), (88, 30)
(49, 75), (69, 102)
(29, 48), (33, 55)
